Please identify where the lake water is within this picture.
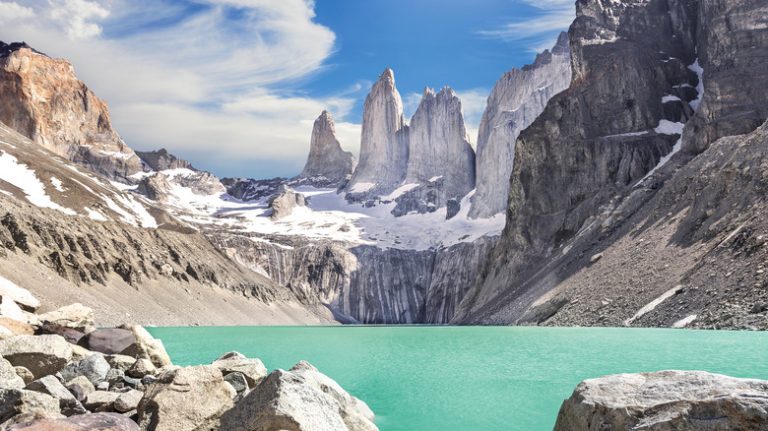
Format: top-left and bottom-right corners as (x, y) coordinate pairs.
(148, 326), (768, 431)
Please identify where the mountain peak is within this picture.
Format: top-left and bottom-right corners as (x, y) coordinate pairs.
(0, 41), (44, 58)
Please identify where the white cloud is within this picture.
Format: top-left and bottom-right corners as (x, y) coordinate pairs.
(0, 0), (359, 178)
(478, 0), (574, 52)
(0, 1), (33, 23)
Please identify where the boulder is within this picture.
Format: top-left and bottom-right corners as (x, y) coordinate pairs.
(0, 317), (34, 337)
(105, 355), (136, 372)
(14, 366), (34, 385)
(220, 361), (377, 431)
(554, 370), (768, 430)
(0, 278), (40, 312)
(268, 185), (307, 220)
(212, 354), (267, 387)
(65, 376), (95, 403)
(0, 389), (62, 428)
(36, 323), (85, 345)
(59, 354), (110, 386)
(1, 356), (25, 389)
(126, 358), (155, 378)
(78, 329), (135, 355)
(137, 365), (234, 431)
(83, 391), (120, 413)
(0, 298), (27, 323)
(25, 375), (86, 416)
(6, 412), (140, 431)
(0, 335), (72, 379)
(114, 390), (143, 413)
(104, 368), (125, 388)
(37, 304), (95, 333)
(69, 345), (95, 362)
(223, 372), (249, 395)
(117, 325), (172, 368)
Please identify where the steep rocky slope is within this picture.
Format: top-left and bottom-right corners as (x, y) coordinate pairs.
(454, 0), (768, 329)
(135, 149), (195, 172)
(469, 32), (572, 218)
(0, 122), (334, 325)
(0, 42), (143, 180)
(295, 110), (356, 188)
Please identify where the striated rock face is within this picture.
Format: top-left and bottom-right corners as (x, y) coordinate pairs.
(216, 234), (495, 324)
(0, 43), (142, 180)
(297, 111), (356, 188)
(396, 87), (475, 216)
(554, 371), (768, 431)
(469, 32), (571, 219)
(136, 148), (194, 172)
(346, 68), (409, 197)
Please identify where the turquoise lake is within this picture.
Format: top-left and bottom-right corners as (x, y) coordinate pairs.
(148, 326), (768, 431)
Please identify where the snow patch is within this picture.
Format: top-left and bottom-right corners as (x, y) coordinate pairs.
(84, 207), (109, 222)
(654, 120), (685, 135)
(661, 94), (682, 103)
(672, 314), (697, 328)
(348, 182), (375, 193)
(687, 58), (704, 110)
(0, 152), (76, 215)
(380, 183), (419, 201)
(624, 285), (682, 326)
(0, 275), (40, 310)
(50, 177), (65, 192)
(109, 180), (138, 191)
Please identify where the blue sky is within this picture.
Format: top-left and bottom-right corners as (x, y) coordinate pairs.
(0, 0), (574, 178)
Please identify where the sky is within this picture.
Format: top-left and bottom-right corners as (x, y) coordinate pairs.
(0, 0), (574, 179)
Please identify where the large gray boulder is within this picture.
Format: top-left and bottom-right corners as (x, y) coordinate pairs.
(0, 335), (72, 379)
(211, 352), (267, 387)
(137, 365), (234, 431)
(37, 303), (95, 333)
(554, 370), (768, 430)
(0, 388), (62, 428)
(59, 353), (111, 385)
(220, 361), (377, 431)
(297, 110), (356, 188)
(79, 326), (171, 368)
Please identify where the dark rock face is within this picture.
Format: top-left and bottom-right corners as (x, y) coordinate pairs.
(296, 110), (356, 188)
(136, 148), (195, 172)
(454, 0), (768, 327)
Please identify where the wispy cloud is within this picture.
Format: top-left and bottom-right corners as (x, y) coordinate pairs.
(478, 0), (574, 52)
(0, 0), (359, 178)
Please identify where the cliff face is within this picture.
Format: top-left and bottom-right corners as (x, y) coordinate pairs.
(0, 43), (143, 180)
(136, 148), (195, 172)
(296, 110), (356, 188)
(469, 33), (572, 219)
(454, 0), (768, 328)
(346, 69), (409, 196)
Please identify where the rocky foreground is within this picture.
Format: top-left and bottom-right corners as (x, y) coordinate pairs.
(0, 292), (376, 430)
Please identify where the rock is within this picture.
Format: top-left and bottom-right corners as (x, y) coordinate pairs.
(36, 324), (85, 345)
(104, 369), (126, 387)
(65, 376), (95, 403)
(223, 372), (249, 394)
(554, 371), (768, 431)
(0, 277), (40, 312)
(69, 345), (95, 363)
(346, 68), (409, 196)
(296, 110), (356, 188)
(105, 355), (136, 372)
(220, 361), (377, 431)
(37, 303), (95, 333)
(469, 32), (571, 218)
(750, 303), (767, 314)
(0, 389), (62, 427)
(1, 356), (25, 389)
(400, 87), (475, 213)
(25, 375), (86, 416)
(215, 351), (246, 361)
(14, 366), (34, 385)
(0, 317), (34, 337)
(137, 365), (234, 431)
(114, 390), (143, 413)
(6, 412), (140, 431)
(212, 355), (267, 388)
(126, 358), (155, 378)
(118, 325), (172, 369)
(589, 253), (603, 264)
(83, 391), (120, 413)
(59, 354), (110, 386)
(78, 329), (135, 356)
(267, 185), (306, 220)
(0, 298), (27, 322)
(0, 46), (143, 180)
(0, 335), (73, 379)
(136, 148), (195, 171)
